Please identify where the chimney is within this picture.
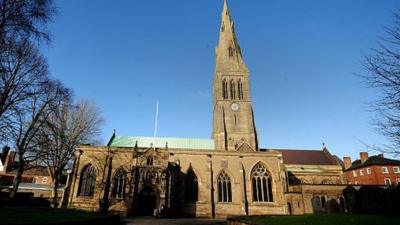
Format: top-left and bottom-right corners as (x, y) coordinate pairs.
(343, 157), (352, 170)
(360, 152), (369, 164)
(378, 153), (384, 158)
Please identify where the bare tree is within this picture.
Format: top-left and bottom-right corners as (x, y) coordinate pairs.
(39, 99), (104, 207)
(0, 39), (48, 142)
(363, 12), (400, 156)
(9, 79), (69, 198)
(0, 0), (56, 42)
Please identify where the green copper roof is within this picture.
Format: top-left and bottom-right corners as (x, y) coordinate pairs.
(110, 136), (215, 150)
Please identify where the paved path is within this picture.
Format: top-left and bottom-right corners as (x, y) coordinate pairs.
(122, 217), (226, 225)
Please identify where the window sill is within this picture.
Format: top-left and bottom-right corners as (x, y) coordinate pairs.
(251, 201), (274, 205)
(76, 196), (94, 199)
(215, 202), (234, 204)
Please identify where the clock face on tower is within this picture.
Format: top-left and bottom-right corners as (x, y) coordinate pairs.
(231, 103), (239, 111)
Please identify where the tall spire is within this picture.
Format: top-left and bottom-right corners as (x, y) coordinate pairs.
(215, 0), (248, 72)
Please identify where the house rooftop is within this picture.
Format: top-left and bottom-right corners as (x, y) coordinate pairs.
(346, 155), (400, 171)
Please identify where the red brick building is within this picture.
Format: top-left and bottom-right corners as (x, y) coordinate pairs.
(0, 147), (53, 185)
(343, 152), (400, 186)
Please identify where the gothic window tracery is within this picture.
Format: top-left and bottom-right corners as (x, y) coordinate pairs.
(78, 164), (96, 197)
(185, 167), (198, 202)
(217, 170), (232, 202)
(230, 80), (236, 99)
(251, 162), (273, 202)
(112, 169), (126, 199)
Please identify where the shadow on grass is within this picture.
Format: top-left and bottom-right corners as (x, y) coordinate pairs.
(228, 214), (400, 225)
(0, 207), (120, 225)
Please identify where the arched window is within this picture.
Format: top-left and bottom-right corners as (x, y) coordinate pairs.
(185, 167), (198, 202)
(228, 47), (234, 57)
(251, 163), (273, 202)
(217, 170), (232, 202)
(78, 164), (96, 197)
(147, 157), (153, 166)
(237, 80), (243, 100)
(230, 80), (236, 99)
(222, 79), (228, 99)
(112, 169), (126, 199)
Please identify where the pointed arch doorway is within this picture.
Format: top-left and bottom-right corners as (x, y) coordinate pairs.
(137, 186), (157, 216)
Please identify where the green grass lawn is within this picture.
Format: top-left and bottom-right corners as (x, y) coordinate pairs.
(249, 214), (399, 225)
(0, 207), (109, 225)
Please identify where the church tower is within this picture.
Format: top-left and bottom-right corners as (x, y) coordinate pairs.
(212, 0), (259, 151)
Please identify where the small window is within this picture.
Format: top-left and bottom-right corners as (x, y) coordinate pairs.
(352, 170), (357, 177)
(42, 177), (48, 184)
(382, 167), (389, 174)
(396, 178), (400, 184)
(228, 47), (234, 57)
(366, 168), (372, 174)
(393, 167), (400, 173)
(147, 157), (153, 166)
(359, 169), (364, 176)
(384, 178), (391, 186)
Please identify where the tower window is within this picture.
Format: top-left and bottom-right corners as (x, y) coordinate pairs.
(230, 80), (236, 99)
(228, 47), (234, 57)
(238, 80), (243, 100)
(234, 114), (237, 125)
(221, 22), (225, 32)
(222, 79), (228, 99)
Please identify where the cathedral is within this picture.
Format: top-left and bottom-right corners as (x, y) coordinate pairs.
(67, 0), (345, 217)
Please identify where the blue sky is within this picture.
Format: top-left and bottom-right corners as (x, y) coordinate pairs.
(42, 0), (400, 160)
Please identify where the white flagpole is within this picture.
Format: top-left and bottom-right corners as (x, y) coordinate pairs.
(153, 100), (159, 150)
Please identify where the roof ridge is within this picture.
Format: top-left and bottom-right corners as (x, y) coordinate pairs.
(115, 135), (214, 140)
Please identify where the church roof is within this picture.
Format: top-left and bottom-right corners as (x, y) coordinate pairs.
(109, 136), (215, 151)
(274, 148), (339, 166)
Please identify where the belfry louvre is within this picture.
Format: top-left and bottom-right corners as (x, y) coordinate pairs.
(67, 0), (345, 217)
